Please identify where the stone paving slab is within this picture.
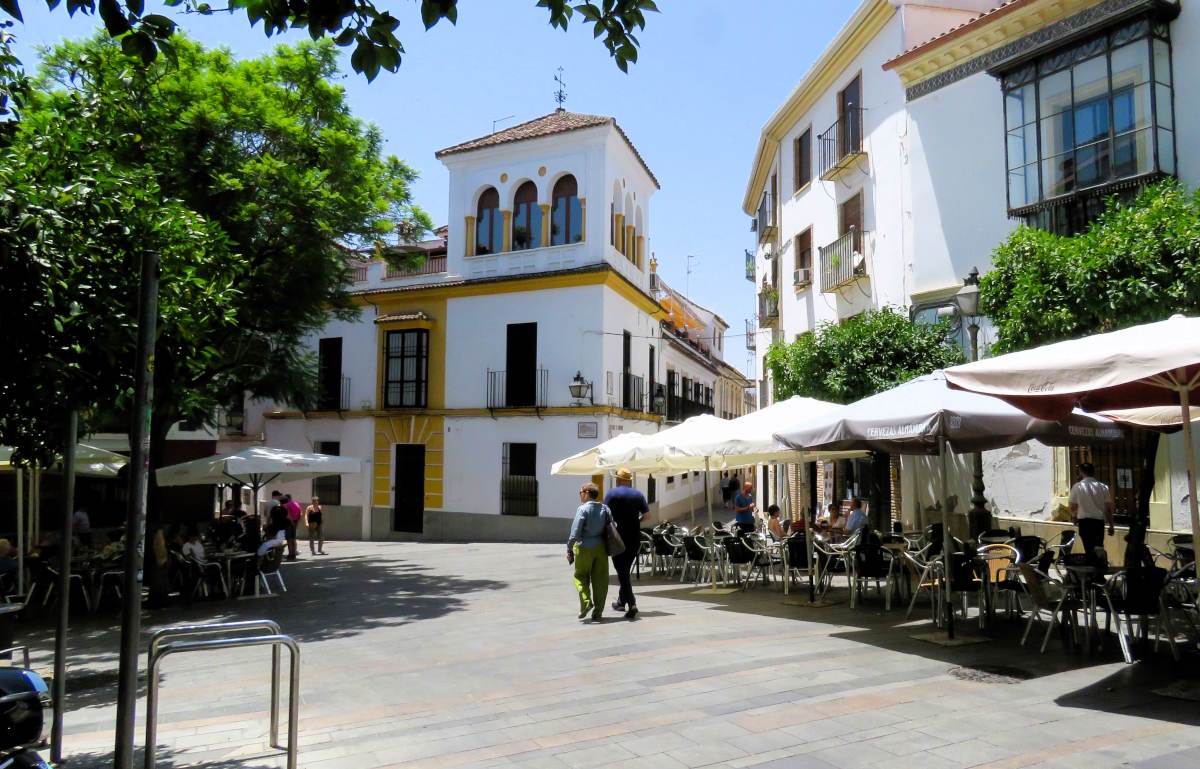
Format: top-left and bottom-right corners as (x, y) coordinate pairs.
(9, 541), (1199, 768)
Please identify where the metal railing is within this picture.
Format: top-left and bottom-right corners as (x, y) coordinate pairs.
(758, 291), (779, 324)
(348, 263), (368, 283)
(501, 475), (538, 516)
(622, 372), (644, 412)
(819, 226), (865, 291)
(486, 368), (549, 410)
(756, 192), (776, 243)
(745, 319), (756, 350)
(818, 107), (864, 178)
(385, 254), (447, 279)
(317, 375), (351, 411)
(146, 620), (298, 769)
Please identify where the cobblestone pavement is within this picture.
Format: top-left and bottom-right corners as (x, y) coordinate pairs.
(18, 541), (1200, 768)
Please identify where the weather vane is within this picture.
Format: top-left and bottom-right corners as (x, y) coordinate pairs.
(553, 66), (567, 109)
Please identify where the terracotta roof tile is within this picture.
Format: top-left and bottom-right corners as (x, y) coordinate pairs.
(884, 0), (1027, 70)
(435, 109), (660, 189)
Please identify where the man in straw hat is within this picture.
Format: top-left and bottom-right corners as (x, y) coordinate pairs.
(605, 467), (648, 619)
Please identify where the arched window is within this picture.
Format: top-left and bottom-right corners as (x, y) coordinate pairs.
(476, 187), (502, 255)
(511, 181), (542, 250)
(551, 175), (583, 246)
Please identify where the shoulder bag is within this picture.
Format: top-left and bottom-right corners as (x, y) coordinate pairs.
(603, 505), (625, 557)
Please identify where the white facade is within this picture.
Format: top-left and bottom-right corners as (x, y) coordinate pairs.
(240, 111), (741, 540)
(746, 0), (1200, 534)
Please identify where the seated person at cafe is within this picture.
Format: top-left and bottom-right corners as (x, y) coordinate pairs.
(733, 481), (757, 534)
(0, 540), (17, 577)
(822, 503), (843, 530)
(257, 527), (287, 557)
(239, 514), (263, 553)
(766, 505), (785, 540)
(844, 497), (868, 534)
(212, 515), (243, 549)
(182, 528), (205, 561)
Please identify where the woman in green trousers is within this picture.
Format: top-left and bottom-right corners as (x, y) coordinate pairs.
(567, 482), (611, 622)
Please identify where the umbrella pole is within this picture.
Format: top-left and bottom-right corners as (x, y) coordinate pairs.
(707, 457), (717, 591)
(15, 468), (23, 596)
(687, 473), (696, 530)
(1180, 386), (1200, 540)
(939, 438), (955, 639)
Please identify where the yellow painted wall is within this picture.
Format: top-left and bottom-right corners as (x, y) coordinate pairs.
(373, 414), (445, 509)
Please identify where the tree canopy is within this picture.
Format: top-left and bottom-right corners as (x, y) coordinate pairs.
(981, 180), (1200, 354)
(0, 0), (659, 80)
(764, 307), (965, 405)
(0, 34), (430, 470)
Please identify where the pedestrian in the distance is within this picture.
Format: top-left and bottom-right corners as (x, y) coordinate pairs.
(605, 468), (648, 619)
(305, 496), (325, 555)
(721, 472), (733, 509)
(283, 494), (303, 560)
(567, 482), (611, 622)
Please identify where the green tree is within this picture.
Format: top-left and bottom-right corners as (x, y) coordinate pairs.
(982, 180), (1200, 354)
(1, 35), (430, 489)
(0, 0), (659, 80)
(764, 307), (965, 405)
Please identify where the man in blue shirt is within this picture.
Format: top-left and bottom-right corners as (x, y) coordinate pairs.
(733, 480), (756, 534)
(604, 468), (649, 619)
(844, 497), (869, 535)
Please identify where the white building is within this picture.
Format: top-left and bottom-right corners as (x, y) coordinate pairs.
(745, 0), (1198, 540)
(240, 110), (744, 541)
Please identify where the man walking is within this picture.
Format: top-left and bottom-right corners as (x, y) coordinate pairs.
(733, 480), (756, 535)
(1069, 462), (1114, 563)
(605, 468), (648, 619)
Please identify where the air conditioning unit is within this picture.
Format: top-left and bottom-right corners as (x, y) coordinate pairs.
(793, 267), (811, 287)
(648, 272), (661, 293)
(853, 251), (866, 274)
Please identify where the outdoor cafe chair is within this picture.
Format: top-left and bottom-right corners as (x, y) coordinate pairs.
(651, 528), (684, 577)
(977, 543), (1019, 619)
(1048, 530), (1078, 578)
(851, 531), (898, 610)
(783, 532), (813, 592)
(636, 531), (654, 578)
(1018, 562), (1079, 653)
(257, 546), (287, 595)
(1106, 566), (1179, 661)
(813, 530), (859, 601)
(95, 564), (124, 609)
(743, 535), (782, 590)
(977, 529), (1013, 546)
(188, 554), (229, 600)
(903, 540), (942, 621)
(31, 560), (92, 614)
(722, 535), (757, 588)
(680, 533), (708, 584)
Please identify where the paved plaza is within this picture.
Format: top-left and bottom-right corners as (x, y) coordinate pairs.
(19, 541), (1200, 768)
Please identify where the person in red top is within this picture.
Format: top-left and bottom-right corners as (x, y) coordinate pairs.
(283, 494), (303, 560)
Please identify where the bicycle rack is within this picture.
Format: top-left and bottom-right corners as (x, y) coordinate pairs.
(145, 620), (298, 769)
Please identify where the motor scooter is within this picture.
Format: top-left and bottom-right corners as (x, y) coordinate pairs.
(0, 661), (51, 769)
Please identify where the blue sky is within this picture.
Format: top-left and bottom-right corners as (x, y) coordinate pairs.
(9, 1), (859, 377)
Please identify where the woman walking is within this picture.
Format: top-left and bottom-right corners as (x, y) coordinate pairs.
(567, 482), (610, 622)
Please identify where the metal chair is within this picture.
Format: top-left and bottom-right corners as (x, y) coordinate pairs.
(257, 546), (287, 595)
(851, 531), (897, 609)
(783, 533), (813, 591)
(743, 536), (781, 590)
(189, 554), (229, 600)
(1106, 566), (1178, 661)
(1018, 562), (1078, 653)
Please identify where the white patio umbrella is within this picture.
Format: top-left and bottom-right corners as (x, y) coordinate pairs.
(1, 444), (129, 594)
(550, 432), (650, 476)
(156, 446), (360, 512)
(773, 370), (1124, 636)
(945, 315), (1200, 539)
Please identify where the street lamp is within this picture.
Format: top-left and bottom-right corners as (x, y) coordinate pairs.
(568, 371), (593, 405)
(955, 266), (990, 538)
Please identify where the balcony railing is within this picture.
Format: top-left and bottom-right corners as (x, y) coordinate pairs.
(745, 319), (756, 351)
(622, 372), (645, 412)
(316, 376), (351, 411)
(755, 192), (776, 243)
(819, 227), (866, 292)
(384, 254), (447, 279)
(758, 290), (779, 325)
(349, 263), (368, 283)
(666, 393), (715, 423)
(486, 368), (549, 410)
(818, 107), (865, 180)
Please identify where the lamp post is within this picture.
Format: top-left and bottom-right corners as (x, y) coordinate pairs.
(568, 371), (593, 405)
(955, 266), (991, 538)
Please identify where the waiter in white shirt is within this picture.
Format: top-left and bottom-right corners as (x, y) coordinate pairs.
(1068, 462), (1114, 562)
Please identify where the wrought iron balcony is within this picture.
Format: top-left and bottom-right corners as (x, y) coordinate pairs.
(317, 376), (351, 411)
(819, 227), (867, 292)
(486, 368), (549, 410)
(755, 191), (776, 243)
(818, 108), (866, 180)
(622, 372), (645, 412)
(758, 290), (779, 326)
(745, 319), (756, 351)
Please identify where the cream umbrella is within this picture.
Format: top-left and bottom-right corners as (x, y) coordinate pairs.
(945, 315), (1200, 538)
(550, 432), (650, 476)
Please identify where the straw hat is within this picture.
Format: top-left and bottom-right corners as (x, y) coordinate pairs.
(614, 467), (633, 481)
